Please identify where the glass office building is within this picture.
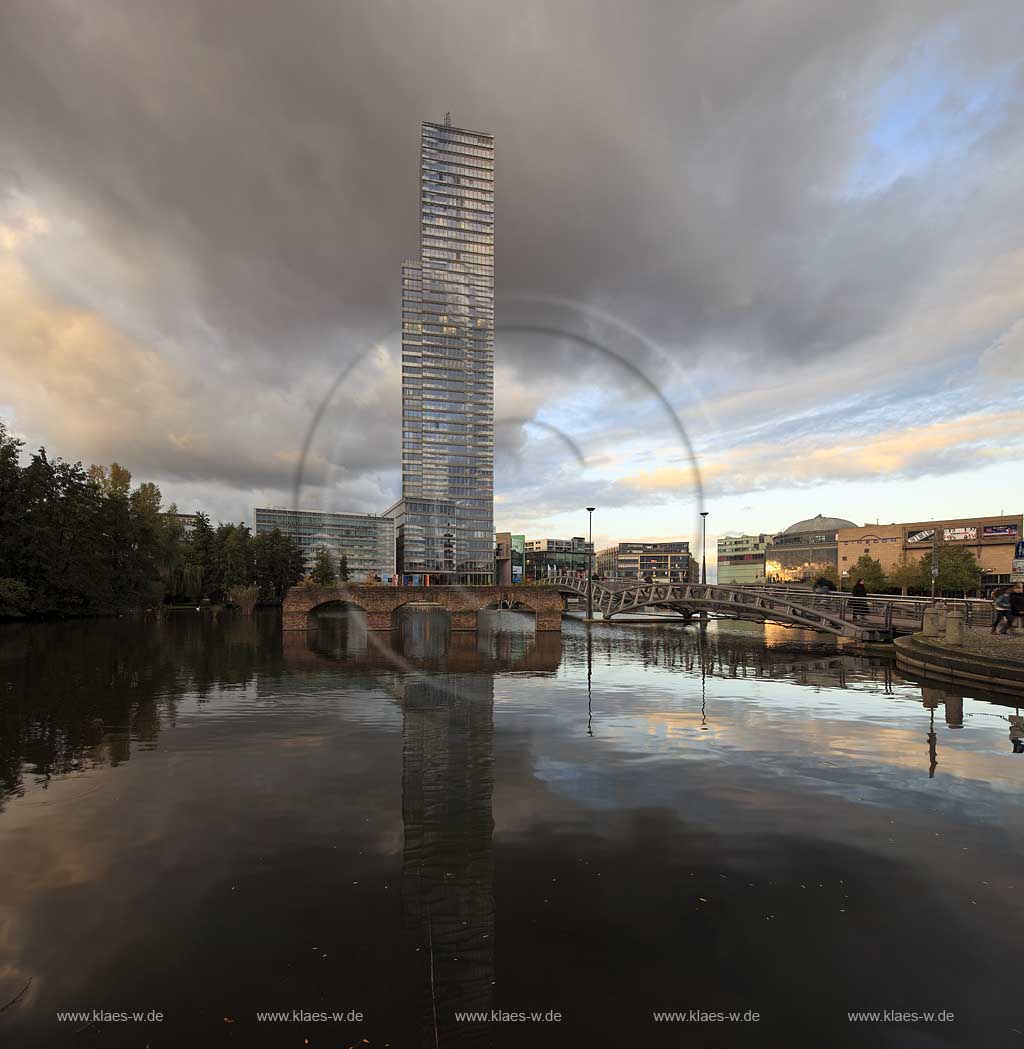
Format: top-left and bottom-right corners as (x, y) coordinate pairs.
(717, 534), (769, 584)
(524, 538), (593, 580)
(595, 541), (696, 583)
(391, 117), (495, 585)
(253, 507), (395, 581)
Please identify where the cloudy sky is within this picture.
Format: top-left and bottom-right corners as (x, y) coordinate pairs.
(2, 0), (1023, 566)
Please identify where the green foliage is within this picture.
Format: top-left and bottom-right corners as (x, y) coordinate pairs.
(254, 528), (306, 601)
(886, 552), (921, 596)
(0, 417), (317, 614)
(926, 541), (983, 595)
(884, 542), (982, 596)
(311, 547), (337, 585)
(0, 427), (173, 616)
(338, 554), (349, 582)
(0, 578), (30, 617)
(846, 555), (887, 593)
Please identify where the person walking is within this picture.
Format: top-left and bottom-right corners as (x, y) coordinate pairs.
(991, 586), (1014, 635)
(1009, 583), (1024, 631)
(850, 578), (869, 621)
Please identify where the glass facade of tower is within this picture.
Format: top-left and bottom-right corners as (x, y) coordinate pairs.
(396, 119), (494, 585)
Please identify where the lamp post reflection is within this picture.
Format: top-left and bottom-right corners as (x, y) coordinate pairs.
(587, 627), (594, 737)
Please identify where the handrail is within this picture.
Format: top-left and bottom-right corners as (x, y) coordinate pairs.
(544, 572), (975, 637)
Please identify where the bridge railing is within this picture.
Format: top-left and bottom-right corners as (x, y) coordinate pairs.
(732, 585), (993, 627)
(547, 575), (995, 632)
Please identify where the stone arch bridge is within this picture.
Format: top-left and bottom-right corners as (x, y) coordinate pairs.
(282, 584), (564, 632)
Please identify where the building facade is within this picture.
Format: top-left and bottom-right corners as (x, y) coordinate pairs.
(495, 532), (525, 585)
(716, 534), (769, 585)
(764, 514), (856, 584)
(253, 507), (395, 581)
(391, 116), (495, 585)
(596, 541), (697, 583)
(510, 534), (525, 584)
(524, 538), (593, 580)
(163, 511), (201, 538)
(837, 514), (1022, 591)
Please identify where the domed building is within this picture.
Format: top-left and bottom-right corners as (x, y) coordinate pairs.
(765, 513), (857, 584)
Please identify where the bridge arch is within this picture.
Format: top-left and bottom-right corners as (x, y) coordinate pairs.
(282, 584), (565, 633)
(308, 598), (369, 620)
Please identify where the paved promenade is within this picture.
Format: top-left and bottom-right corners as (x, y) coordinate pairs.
(961, 623), (1024, 664)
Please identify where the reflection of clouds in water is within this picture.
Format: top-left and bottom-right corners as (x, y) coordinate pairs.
(521, 667), (1023, 829)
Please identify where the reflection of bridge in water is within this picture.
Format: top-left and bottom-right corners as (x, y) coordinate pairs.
(280, 611), (1019, 1045)
(282, 613), (562, 674)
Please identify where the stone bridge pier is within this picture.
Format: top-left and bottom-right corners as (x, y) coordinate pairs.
(282, 585), (565, 632)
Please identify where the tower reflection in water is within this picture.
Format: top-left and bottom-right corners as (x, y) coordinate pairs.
(397, 611), (496, 1049)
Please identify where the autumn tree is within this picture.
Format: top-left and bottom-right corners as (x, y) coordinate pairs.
(887, 552), (921, 596)
(311, 547), (337, 585)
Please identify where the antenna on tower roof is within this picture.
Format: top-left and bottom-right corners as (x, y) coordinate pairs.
(443, 112), (452, 127)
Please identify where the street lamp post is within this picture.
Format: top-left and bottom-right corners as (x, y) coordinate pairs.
(700, 511), (709, 585)
(586, 507), (596, 620)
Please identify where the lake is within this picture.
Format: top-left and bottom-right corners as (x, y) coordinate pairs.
(1, 610), (1022, 1047)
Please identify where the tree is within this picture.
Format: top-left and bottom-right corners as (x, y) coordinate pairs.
(254, 528), (306, 602)
(887, 552), (921, 596)
(0, 423), (24, 582)
(0, 420), (189, 615)
(929, 541), (983, 596)
(210, 523), (255, 598)
(186, 512), (216, 600)
(159, 504), (190, 599)
(311, 547), (336, 585)
(86, 462), (127, 497)
(226, 584), (259, 615)
(20, 450), (107, 614)
(0, 578), (30, 617)
(818, 565), (841, 588)
(338, 554), (349, 582)
(846, 554), (886, 593)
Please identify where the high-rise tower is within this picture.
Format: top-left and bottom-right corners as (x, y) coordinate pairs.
(389, 118), (495, 585)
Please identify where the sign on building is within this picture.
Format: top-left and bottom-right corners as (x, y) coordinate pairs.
(943, 526), (977, 542)
(907, 529), (935, 544)
(984, 524), (1019, 538)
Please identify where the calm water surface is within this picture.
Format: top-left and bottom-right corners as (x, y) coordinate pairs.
(1, 610), (1022, 1048)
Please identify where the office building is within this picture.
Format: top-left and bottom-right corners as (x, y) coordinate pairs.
(524, 538), (593, 580)
(596, 541), (697, 583)
(253, 507), (395, 581)
(717, 534), (769, 584)
(389, 116), (495, 585)
(764, 514), (856, 583)
(495, 532), (525, 585)
(837, 514), (1022, 590)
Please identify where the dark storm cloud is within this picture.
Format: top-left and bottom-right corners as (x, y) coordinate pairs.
(1, 0), (1022, 516)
